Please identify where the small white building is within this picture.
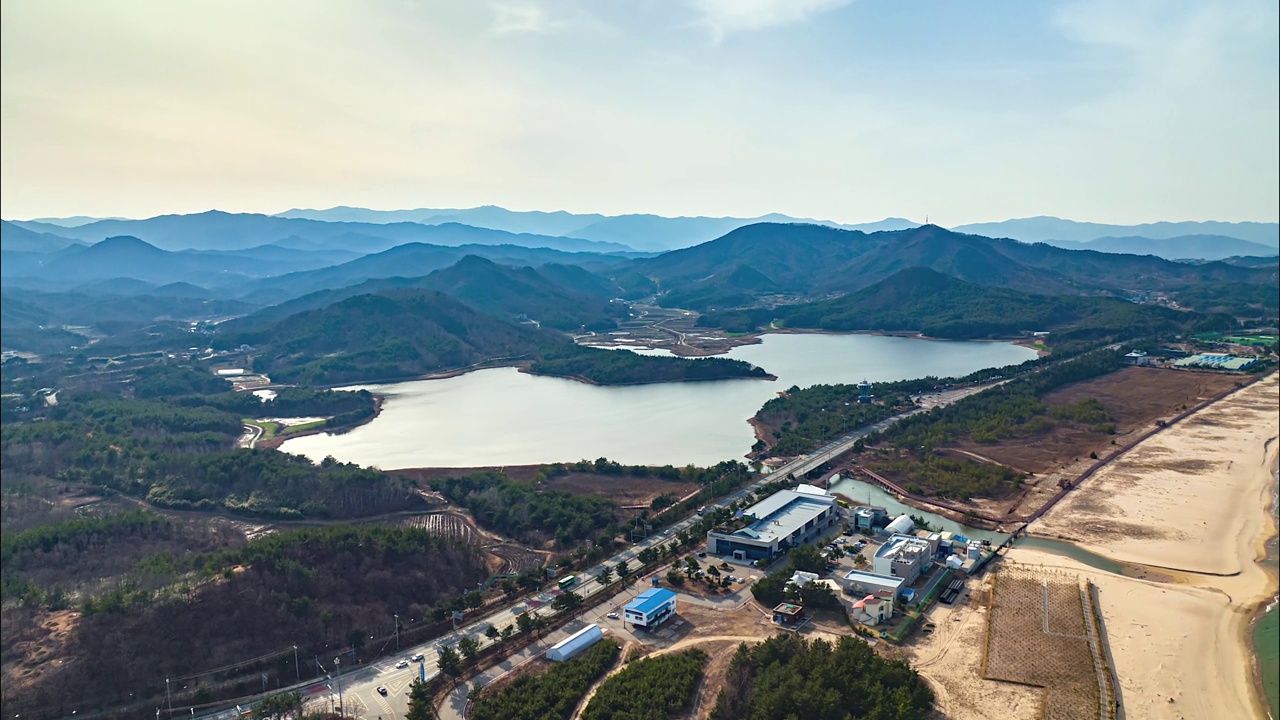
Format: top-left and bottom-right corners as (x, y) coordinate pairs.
(787, 571), (820, 590)
(883, 515), (915, 536)
(623, 588), (677, 629)
(851, 592), (895, 625)
(1123, 350), (1155, 366)
(843, 569), (905, 598)
(794, 483), (829, 497)
(546, 624), (603, 662)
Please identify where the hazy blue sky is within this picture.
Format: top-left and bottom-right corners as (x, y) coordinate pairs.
(2, 0), (1277, 225)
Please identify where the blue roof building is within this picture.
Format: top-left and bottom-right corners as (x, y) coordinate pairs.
(623, 588), (678, 628)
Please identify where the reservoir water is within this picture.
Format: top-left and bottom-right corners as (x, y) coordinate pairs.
(280, 333), (1035, 469)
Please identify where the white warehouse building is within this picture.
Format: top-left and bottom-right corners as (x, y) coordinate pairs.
(706, 488), (839, 561)
(546, 624), (604, 662)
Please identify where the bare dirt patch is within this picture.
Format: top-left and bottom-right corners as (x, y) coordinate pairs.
(542, 473), (700, 509)
(961, 367), (1241, 476)
(906, 588), (1042, 720)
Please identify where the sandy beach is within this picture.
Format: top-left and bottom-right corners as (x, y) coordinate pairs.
(1012, 372), (1280, 719)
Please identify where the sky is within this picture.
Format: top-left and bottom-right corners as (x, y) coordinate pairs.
(1, 0), (1277, 225)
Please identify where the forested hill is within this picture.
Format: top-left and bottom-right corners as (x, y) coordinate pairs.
(226, 288), (770, 386)
(417, 255), (625, 331)
(229, 289), (543, 385)
(620, 223), (1276, 312)
(699, 267), (1233, 341)
(221, 256), (624, 333)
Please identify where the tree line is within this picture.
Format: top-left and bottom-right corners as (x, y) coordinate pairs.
(710, 634), (934, 720)
(470, 640), (620, 720)
(581, 648), (708, 720)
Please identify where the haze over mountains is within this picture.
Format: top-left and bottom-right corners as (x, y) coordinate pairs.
(7, 207), (1276, 259)
(2, 205), (1276, 360)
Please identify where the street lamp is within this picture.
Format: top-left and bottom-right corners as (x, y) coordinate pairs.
(334, 657), (344, 717)
(394, 614), (400, 652)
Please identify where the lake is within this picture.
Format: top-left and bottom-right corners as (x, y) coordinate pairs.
(280, 333), (1035, 469)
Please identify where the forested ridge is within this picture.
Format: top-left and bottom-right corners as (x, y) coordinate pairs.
(2, 524), (488, 719)
(1, 380), (412, 519)
(752, 351), (1063, 455)
(226, 287), (771, 386)
(698, 266), (1235, 344)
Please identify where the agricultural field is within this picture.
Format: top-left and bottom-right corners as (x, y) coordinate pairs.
(983, 565), (1109, 720)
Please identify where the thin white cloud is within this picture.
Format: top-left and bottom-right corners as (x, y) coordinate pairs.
(691, 0), (853, 42)
(491, 1), (562, 35)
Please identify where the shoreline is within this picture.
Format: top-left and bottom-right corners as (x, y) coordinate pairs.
(580, 325), (1041, 358)
(1249, 455), (1279, 719)
(1010, 373), (1279, 719)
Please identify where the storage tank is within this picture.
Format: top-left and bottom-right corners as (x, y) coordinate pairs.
(966, 542), (982, 560)
(546, 624), (603, 662)
(884, 515), (915, 536)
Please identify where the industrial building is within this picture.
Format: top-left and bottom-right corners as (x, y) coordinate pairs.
(546, 624), (603, 662)
(872, 533), (934, 585)
(1173, 353), (1259, 371)
(706, 488), (839, 561)
(623, 588), (677, 629)
(842, 569), (906, 598)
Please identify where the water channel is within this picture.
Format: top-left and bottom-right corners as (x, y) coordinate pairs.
(280, 332), (1035, 469)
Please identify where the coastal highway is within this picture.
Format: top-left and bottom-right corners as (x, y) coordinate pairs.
(206, 380), (996, 719)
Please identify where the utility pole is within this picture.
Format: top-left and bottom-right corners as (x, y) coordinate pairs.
(394, 614), (400, 652)
(293, 645), (300, 683)
(334, 657), (344, 717)
(166, 678), (172, 718)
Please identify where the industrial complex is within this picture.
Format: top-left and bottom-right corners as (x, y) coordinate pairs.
(704, 486), (839, 561)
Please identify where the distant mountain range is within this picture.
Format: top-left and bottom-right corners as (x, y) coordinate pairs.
(275, 205), (920, 252)
(7, 211), (639, 255)
(629, 223), (1275, 312)
(12, 208), (1276, 260)
(953, 217), (1278, 250)
(1035, 234), (1274, 261)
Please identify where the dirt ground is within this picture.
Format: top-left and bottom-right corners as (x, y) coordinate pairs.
(541, 473), (701, 509)
(904, 579), (1043, 720)
(867, 367), (1246, 522)
(966, 367), (1242, 475)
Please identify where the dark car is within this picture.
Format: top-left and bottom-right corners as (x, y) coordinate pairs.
(377, 686), (388, 696)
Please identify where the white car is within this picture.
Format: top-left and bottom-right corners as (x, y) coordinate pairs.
(411, 652), (425, 662)
(395, 659), (409, 669)
(606, 612), (619, 619)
